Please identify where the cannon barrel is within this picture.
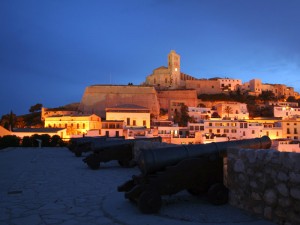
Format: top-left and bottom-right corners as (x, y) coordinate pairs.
(91, 137), (162, 152)
(138, 136), (271, 175)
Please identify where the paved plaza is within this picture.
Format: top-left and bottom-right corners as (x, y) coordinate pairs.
(0, 147), (275, 225)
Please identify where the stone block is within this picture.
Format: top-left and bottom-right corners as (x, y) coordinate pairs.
(278, 171), (289, 182)
(289, 172), (300, 184)
(288, 211), (300, 225)
(246, 150), (256, 164)
(253, 204), (263, 214)
(264, 206), (273, 220)
(238, 174), (249, 187)
(278, 197), (291, 208)
(264, 189), (278, 206)
(276, 183), (289, 197)
(290, 188), (300, 200)
(251, 192), (262, 201)
(234, 159), (245, 173)
(250, 180), (258, 189)
(256, 150), (267, 161)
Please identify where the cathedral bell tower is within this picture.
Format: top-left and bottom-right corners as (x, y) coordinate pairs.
(168, 50), (181, 88)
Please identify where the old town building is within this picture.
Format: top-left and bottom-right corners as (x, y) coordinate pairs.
(44, 114), (101, 136)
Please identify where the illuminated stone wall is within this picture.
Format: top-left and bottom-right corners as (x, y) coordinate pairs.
(157, 89), (198, 119)
(79, 85), (160, 118)
(185, 79), (222, 95)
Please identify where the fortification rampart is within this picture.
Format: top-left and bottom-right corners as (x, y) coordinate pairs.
(157, 89), (198, 109)
(227, 148), (300, 225)
(79, 85), (160, 118)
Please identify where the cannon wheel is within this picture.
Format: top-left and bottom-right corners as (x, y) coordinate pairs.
(86, 159), (100, 170)
(138, 190), (162, 214)
(74, 151), (82, 157)
(187, 186), (207, 196)
(118, 159), (136, 168)
(207, 183), (228, 205)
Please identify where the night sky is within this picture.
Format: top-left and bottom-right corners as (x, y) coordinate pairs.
(1, 0), (300, 116)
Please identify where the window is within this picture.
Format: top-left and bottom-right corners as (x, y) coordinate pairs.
(244, 123), (248, 128)
(106, 131), (109, 137)
(217, 129), (220, 133)
(190, 126), (194, 131)
(143, 120), (146, 126)
(195, 126), (199, 131)
(127, 118), (130, 126)
(116, 131), (119, 137)
(200, 126), (204, 131)
(133, 120), (136, 126)
(77, 124), (79, 129)
(209, 122), (212, 126)
(287, 128), (290, 134)
(252, 130), (255, 134)
(294, 128), (297, 134)
(240, 123), (243, 128)
(83, 123), (85, 129)
(224, 129), (229, 133)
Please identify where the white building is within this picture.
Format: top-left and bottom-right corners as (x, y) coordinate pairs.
(214, 102), (249, 120)
(273, 106), (300, 118)
(188, 107), (216, 121)
(218, 78), (242, 92)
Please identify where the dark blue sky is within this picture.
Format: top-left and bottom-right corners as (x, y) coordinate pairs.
(1, 0), (300, 116)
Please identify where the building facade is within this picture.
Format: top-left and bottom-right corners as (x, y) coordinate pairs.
(44, 114), (101, 136)
(106, 104), (151, 128)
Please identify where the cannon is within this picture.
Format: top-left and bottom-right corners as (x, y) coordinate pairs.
(82, 137), (162, 170)
(118, 136), (272, 214)
(68, 136), (125, 157)
(68, 137), (103, 152)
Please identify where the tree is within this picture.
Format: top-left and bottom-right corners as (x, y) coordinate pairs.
(223, 106), (233, 119)
(286, 96), (297, 102)
(29, 103), (43, 113)
(0, 135), (20, 149)
(0, 112), (17, 130)
(173, 104), (193, 127)
(211, 112), (221, 118)
(259, 91), (275, 102)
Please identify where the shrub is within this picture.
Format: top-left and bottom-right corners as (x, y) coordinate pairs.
(0, 135), (21, 149)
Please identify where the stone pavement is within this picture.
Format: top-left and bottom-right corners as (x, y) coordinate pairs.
(0, 148), (276, 225)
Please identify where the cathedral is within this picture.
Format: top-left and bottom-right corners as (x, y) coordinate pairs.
(144, 50), (196, 89)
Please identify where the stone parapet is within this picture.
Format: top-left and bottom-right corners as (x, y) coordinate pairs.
(227, 148), (300, 225)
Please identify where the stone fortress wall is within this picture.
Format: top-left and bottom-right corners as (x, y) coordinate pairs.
(79, 85), (160, 118)
(227, 148), (300, 225)
(157, 89), (198, 109)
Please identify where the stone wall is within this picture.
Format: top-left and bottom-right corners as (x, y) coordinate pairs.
(186, 79), (222, 95)
(79, 85), (160, 118)
(157, 89), (197, 110)
(227, 148), (300, 225)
